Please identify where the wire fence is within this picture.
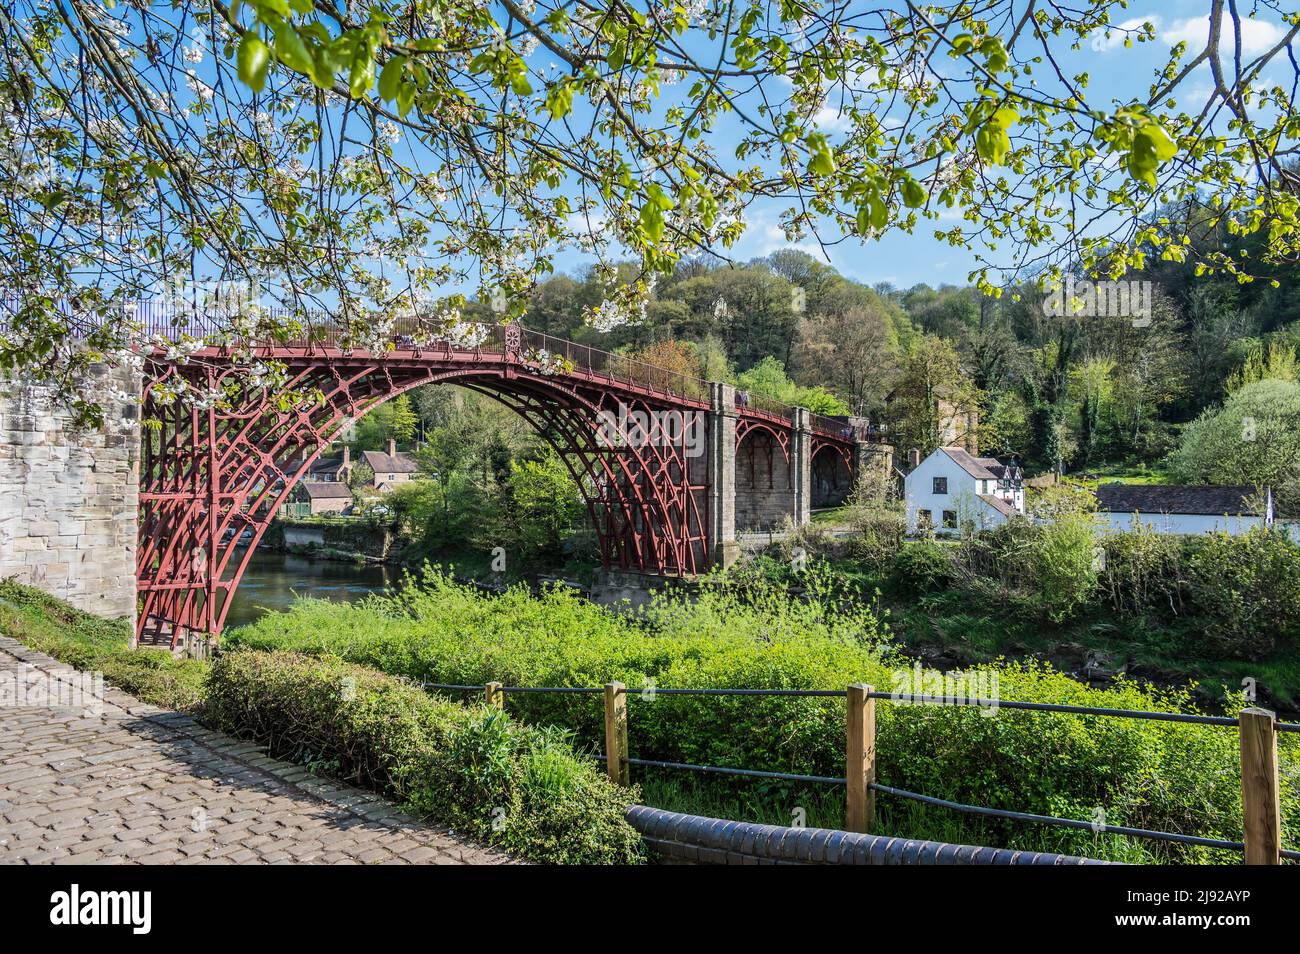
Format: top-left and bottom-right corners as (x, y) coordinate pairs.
(422, 680), (1298, 864)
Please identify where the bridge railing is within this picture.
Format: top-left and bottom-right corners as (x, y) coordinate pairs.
(8, 298), (879, 435)
(519, 328), (713, 405)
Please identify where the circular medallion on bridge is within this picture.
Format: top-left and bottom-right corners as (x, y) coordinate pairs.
(504, 322), (522, 354)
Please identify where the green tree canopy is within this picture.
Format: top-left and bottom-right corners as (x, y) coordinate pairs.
(5, 2), (1299, 422)
(1168, 378), (1300, 512)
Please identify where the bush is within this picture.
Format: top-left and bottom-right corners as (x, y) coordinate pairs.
(203, 650), (642, 865)
(1182, 529), (1300, 658)
(955, 516), (1096, 623)
(1097, 527), (1300, 659)
(226, 569), (1300, 861)
(889, 540), (953, 595)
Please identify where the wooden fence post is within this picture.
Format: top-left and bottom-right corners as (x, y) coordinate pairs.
(604, 682), (629, 786)
(846, 684), (876, 834)
(1239, 707), (1281, 865)
(484, 682), (503, 710)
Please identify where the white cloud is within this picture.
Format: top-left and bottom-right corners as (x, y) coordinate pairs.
(1093, 16), (1161, 54)
(1161, 14), (1285, 57)
(811, 105), (853, 133)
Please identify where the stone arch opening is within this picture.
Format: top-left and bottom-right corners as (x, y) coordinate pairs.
(734, 424), (793, 531)
(811, 444), (854, 509)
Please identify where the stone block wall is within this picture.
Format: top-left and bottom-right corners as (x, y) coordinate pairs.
(0, 368), (139, 618)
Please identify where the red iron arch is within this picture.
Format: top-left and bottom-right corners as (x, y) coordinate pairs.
(135, 319), (855, 647)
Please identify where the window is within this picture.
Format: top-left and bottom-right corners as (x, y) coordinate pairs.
(932, 476), (948, 494)
(917, 509), (933, 529)
(942, 510), (957, 529)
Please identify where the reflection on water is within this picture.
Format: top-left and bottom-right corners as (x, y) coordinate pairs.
(223, 549), (401, 630)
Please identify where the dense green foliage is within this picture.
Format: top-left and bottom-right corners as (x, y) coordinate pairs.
(379, 389), (594, 573)
(226, 569), (1299, 862)
(878, 520), (1300, 661)
(1168, 379), (1300, 513)
(0, 579), (205, 710)
(204, 651), (642, 865)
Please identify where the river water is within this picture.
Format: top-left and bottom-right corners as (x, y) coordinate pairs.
(223, 550), (400, 630)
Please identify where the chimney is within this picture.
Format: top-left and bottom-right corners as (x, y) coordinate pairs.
(387, 438), (396, 457)
(342, 445), (350, 467)
(907, 448), (921, 470)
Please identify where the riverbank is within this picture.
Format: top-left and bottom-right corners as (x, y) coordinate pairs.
(227, 567), (1300, 863)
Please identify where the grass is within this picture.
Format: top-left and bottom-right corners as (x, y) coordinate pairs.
(1072, 462), (1174, 487)
(0, 578), (207, 710)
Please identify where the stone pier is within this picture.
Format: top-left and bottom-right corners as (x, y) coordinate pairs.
(0, 367), (139, 618)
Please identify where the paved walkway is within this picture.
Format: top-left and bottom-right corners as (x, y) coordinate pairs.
(0, 636), (514, 864)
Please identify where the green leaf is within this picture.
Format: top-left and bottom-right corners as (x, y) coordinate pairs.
(545, 82), (574, 119)
(639, 201), (664, 243)
(396, 81), (416, 117)
(378, 56), (405, 102)
(901, 177), (926, 209)
(271, 21), (314, 76)
(237, 32), (272, 93)
(349, 52), (375, 100)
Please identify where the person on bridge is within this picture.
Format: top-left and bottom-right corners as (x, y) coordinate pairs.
(190, 546), (208, 584)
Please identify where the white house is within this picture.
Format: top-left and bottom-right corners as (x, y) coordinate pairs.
(1095, 484), (1272, 535)
(904, 447), (1026, 535)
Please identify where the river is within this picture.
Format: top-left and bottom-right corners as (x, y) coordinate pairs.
(223, 550), (400, 630)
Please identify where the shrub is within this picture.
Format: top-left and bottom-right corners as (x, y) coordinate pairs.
(1097, 524), (1184, 619)
(889, 540), (953, 595)
(1096, 526), (1300, 659)
(1181, 529), (1300, 658)
(203, 650), (642, 865)
(955, 516), (1096, 623)
(226, 569), (1300, 861)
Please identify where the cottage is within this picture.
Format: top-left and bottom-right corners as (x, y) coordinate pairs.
(310, 445), (352, 482)
(1095, 484), (1272, 535)
(361, 439), (419, 492)
(297, 481), (353, 516)
(904, 447), (1025, 534)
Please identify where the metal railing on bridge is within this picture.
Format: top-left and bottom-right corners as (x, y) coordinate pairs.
(6, 297), (881, 438)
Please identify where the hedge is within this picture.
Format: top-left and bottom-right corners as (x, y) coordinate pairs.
(203, 650), (643, 865)
(226, 569), (1300, 862)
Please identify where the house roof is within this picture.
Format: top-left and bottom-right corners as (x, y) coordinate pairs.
(301, 481), (353, 500)
(1096, 484), (1263, 516)
(362, 449), (418, 474)
(942, 447), (1007, 480)
(978, 494), (1019, 518)
(312, 455), (346, 476)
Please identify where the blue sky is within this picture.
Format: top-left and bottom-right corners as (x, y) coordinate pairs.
(540, 1), (1296, 291)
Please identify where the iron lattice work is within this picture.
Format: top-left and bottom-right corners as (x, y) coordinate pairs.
(139, 334), (697, 645)
(136, 321), (858, 646)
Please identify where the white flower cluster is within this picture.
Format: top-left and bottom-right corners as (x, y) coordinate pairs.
(435, 311), (490, 348)
(585, 298), (631, 332)
(524, 347), (566, 376)
(151, 335), (207, 365)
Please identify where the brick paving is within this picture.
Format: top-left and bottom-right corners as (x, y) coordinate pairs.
(0, 636), (515, 864)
